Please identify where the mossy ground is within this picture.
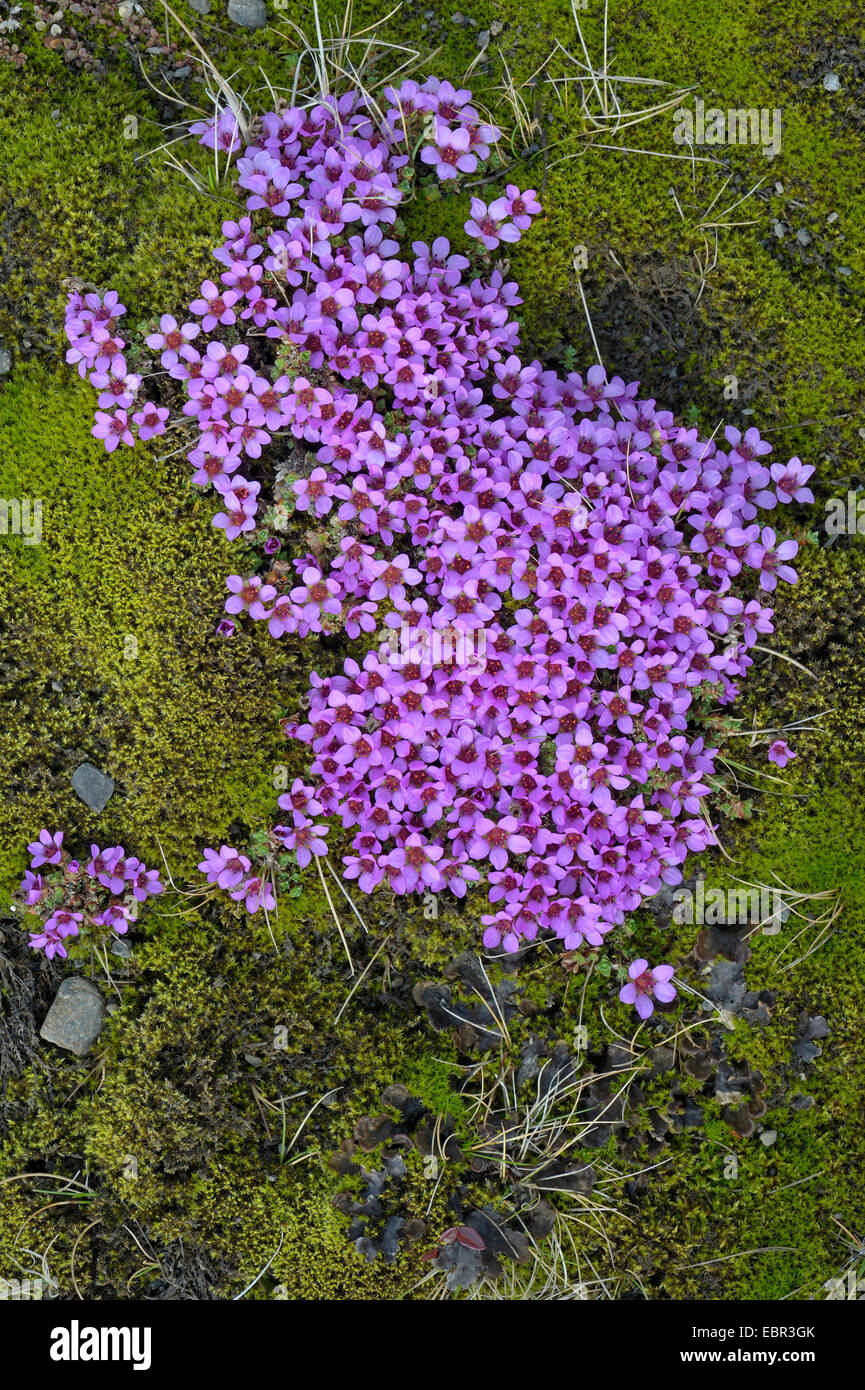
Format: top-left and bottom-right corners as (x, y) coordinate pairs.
(0, 0), (863, 1299)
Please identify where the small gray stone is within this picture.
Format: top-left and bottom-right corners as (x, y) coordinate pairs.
(759, 1129), (778, 1147)
(0, 346), (11, 376)
(71, 762), (114, 813)
(187, 0), (211, 12)
(228, 0), (266, 27)
(795, 227), (812, 246)
(40, 977), (105, 1056)
(823, 71), (841, 92)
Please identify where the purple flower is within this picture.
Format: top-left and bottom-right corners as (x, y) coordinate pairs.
(368, 554), (421, 606)
(145, 314), (200, 367)
(420, 122), (477, 179)
(86, 844), (120, 884)
(95, 902), (136, 934)
(20, 870), (47, 905)
(267, 597), (304, 640)
(198, 846), (251, 890)
(92, 409), (135, 452)
(385, 834), (444, 891)
(90, 369), (141, 410)
(230, 875), (277, 914)
(744, 526), (798, 591)
(619, 960), (677, 1019)
(28, 829), (64, 869)
(497, 184), (541, 229)
(189, 281), (239, 332)
(133, 403), (170, 440)
(290, 567), (342, 628)
(29, 910), (83, 960)
(190, 107), (244, 158)
(467, 817), (532, 872)
(275, 813), (329, 868)
(124, 859), (164, 902)
(225, 574), (277, 620)
(768, 740), (796, 768)
(464, 197), (521, 252)
(770, 457), (814, 505)
(277, 779), (323, 817)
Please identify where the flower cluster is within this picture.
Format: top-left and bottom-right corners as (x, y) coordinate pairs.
(64, 291), (172, 451)
(198, 843), (278, 915)
(17, 831), (163, 959)
(197, 781), (331, 914)
(64, 78), (812, 957)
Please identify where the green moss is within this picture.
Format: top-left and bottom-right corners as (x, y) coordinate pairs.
(400, 1052), (468, 1130)
(0, 363), (295, 905)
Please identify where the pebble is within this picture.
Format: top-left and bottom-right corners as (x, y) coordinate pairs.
(759, 1129), (778, 1146)
(71, 762), (115, 813)
(40, 977), (105, 1056)
(823, 72), (841, 92)
(228, 0), (267, 27)
(0, 345), (11, 376)
(187, 0), (211, 12)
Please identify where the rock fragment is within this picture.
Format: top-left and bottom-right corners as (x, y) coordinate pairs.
(71, 762), (114, 812)
(40, 977), (105, 1055)
(228, 0), (267, 27)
